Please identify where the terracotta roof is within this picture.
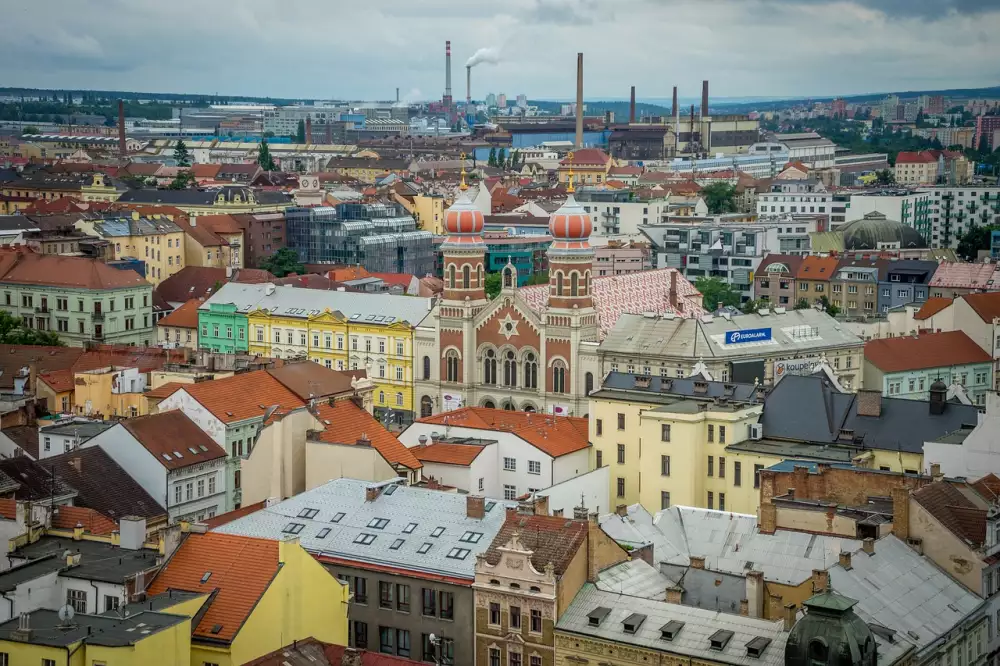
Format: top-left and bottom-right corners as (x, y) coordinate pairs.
(326, 265), (371, 281)
(72, 346), (185, 374)
(0, 250), (147, 290)
(39, 369), (74, 394)
(518, 267), (705, 337)
(412, 442), (487, 466)
(156, 298), (201, 329)
(121, 410), (227, 470)
(864, 331), (991, 373)
(483, 513), (589, 575)
(795, 255), (840, 280)
(0, 456), (77, 501)
(143, 382), (186, 400)
(368, 272), (415, 289)
(190, 164), (222, 179)
(176, 216), (229, 248)
(912, 482), (986, 546)
(417, 408), (589, 458)
(928, 262), (1000, 290)
(0, 498), (14, 521)
(756, 254), (804, 277)
(44, 447), (166, 522)
(914, 297), (954, 320)
(559, 149), (610, 167)
(172, 370), (305, 424)
(155, 266), (274, 303)
(0, 346), (84, 390)
(961, 292), (1000, 323)
(314, 401), (421, 470)
(51, 505), (118, 535)
(246, 639), (426, 666)
(200, 501), (266, 530)
(609, 166), (643, 177)
(971, 473), (1000, 503)
(266, 362), (361, 400)
(896, 151), (938, 164)
(145, 531), (280, 642)
(781, 161), (811, 173)
(1, 425), (39, 458)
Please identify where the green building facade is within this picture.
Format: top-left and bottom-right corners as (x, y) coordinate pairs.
(197, 302), (249, 353)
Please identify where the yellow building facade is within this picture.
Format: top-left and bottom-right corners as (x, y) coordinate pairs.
(75, 211), (187, 285)
(248, 308), (416, 420)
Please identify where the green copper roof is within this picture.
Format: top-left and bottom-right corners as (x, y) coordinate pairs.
(804, 590), (859, 614)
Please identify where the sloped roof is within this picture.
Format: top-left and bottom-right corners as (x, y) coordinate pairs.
(896, 151), (937, 164)
(313, 400), (421, 470)
(971, 473), (1000, 502)
(928, 262), (1000, 290)
(170, 370), (305, 424)
(1, 425), (40, 458)
(38, 369), (74, 394)
(756, 254), (804, 277)
(483, 513), (589, 576)
(864, 331), (991, 373)
(199, 501), (267, 530)
(417, 408), (589, 458)
(155, 265), (274, 304)
(961, 292), (1000, 323)
(518, 267), (705, 338)
(156, 298), (201, 329)
(51, 505), (118, 535)
(0, 456), (77, 502)
(0, 250), (147, 290)
(45, 447), (166, 522)
(266, 362), (360, 400)
(796, 256), (840, 280)
(412, 442), (487, 466)
(912, 482), (986, 546)
(145, 532), (280, 643)
(144, 382), (186, 400)
(120, 410), (227, 470)
(914, 297), (953, 320)
(559, 149), (610, 167)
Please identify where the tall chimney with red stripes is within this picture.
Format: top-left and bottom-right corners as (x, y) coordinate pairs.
(629, 86), (636, 124)
(305, 116), (312, 144)
(118, 99), (126, 158)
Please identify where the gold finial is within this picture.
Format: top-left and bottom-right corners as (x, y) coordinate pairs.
(459, 152), (468, 191)
(566, 151), (575, 194)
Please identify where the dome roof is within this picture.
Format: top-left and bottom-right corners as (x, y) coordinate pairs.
(785, 591), (876, 666)
(548, 195), (593, 241)
(443, 193), (484, 237)
(839, 212), (926, 250)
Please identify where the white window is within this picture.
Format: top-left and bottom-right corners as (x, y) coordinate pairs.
(504, 485), (517, 500)
(528, 460), (541, 475)
(478, 478), (484, 492)
(185, 482), (193, 501)
(174, 485), (182, 505)
(197, 479), (205, 498)
(208, 476), (216, 494)
(503, 457), (516, 471)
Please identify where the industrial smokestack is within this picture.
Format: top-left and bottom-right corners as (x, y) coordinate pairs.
(575, 52), (584, 149)
(672, 86), (678, 117)
(674, 87), (680, 156)
(396, 87), (400, 103)
(118, 99), (126, 158)
(467, 65), (472, 105)
(629, 86), (636, 124)
(702, 80), (709, 119)
(445, 41), (452, 102)
(305, 117), (312, 144)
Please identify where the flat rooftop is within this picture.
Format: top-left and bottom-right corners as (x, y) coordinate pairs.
(0, 609), (186, 647)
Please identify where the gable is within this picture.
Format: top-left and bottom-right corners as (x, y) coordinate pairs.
(475, 296), (542, 349)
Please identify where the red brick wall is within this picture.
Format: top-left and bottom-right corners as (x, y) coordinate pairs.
(476, 303), (541, 351)
(760, 464), (932, 507)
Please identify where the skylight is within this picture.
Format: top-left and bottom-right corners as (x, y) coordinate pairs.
(354, 533), (377, 545)
(161, 453), (172, 461)
(485, 501), (496, 512)
(317, 528), (331, 539)
(367, 518), (390, 529)
(199, 445), (209, 452)
(710, 629), (735, 651)
(331, 512), (345, 523)
(459, 531), (483, 543)
(403, 522), (417, 534)
(200, 572), (212, 584)
(298, 508), (319, 519)
(383, 484), (398, 495)
(173, 450), (183, 458)
(430, 527), (445, 538)
(390, 539), (405, 550)
(417, 543), (432, 554)
(188, 447), (198, 455)
(446, 548), (470, 560)
(282, 523), (305, 535)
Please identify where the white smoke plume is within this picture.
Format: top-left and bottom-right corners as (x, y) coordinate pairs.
(466, 47), (500, 68)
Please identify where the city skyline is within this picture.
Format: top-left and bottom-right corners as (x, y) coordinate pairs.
(2, 0), (998, 101)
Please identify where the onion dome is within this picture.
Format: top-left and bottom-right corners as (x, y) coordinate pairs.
(548, 195), (593, 241)
(443, 193), (484, 245)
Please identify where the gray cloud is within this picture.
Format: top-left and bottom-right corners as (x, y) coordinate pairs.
(762, 0), (1000, 18)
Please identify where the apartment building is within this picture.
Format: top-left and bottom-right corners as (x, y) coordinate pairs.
(75, 212), (186, 285)
(925, 187), (1000, 250)
(574, 188), (667, 237)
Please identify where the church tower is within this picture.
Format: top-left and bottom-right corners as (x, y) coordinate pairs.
(547, 157), (595, 312)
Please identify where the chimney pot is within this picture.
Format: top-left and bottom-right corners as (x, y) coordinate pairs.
(365, 486), (380, 502)
(839, 551), (852, 570)
(615, 504), (628, 517)
(862, 537), (875, 555)
(666, 585), (683, 604)
(783, 603), (797, 631)
(689, 555), (705, 569)
(466, 495), (485, 520)
(739, 599), (749, 616)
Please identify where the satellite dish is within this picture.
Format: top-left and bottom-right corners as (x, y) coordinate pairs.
(58, 605), (75, 623)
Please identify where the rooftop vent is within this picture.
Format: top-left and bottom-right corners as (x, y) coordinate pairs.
(587, 607), (611, 627)
(623, 613), (646, 634)
(660, 620), (685, 641)
(746, 637), (772, 658)
(709, 629), (734, 651)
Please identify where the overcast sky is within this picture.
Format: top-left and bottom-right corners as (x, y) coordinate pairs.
(3, 0), (999, 102)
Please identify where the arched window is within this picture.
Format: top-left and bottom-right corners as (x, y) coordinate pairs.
(503, 265), (514, 288)
(808, 639), (829, 664)
(395, 392), (403, 406)
(447, 265), (456, 289)
(524, 352), (538, 389)
(483, 399), (496, 409)
(503, 350), (518, 387)
(463, 264), (471, 289)
(483, 349), (497, 385)
(555, 271), (564, 296)
(445, 350), (459, 383)
(585, 371), (594, 395)
(420, 396), (433, 417)
(523, 404), (536, 413)
(378, 390), (385, 403)
(422, 355), (431, 380)
(583, 271), (590, 296)
(552, 360), (567, 394)
(478, 264), (484, 290)
(571, 272), (579, 297)
(502, 400), (516, 411)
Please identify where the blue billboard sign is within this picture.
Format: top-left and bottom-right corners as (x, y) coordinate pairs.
(724, 328), (772, 345)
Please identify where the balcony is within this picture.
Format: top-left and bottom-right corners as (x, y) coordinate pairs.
(92, 310), (105, 321)
(34, 306), (49, 314)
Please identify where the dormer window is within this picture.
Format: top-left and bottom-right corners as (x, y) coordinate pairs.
(587, 607), (611, 627)
(710, 629), (734, 651)
(622, 613), (646, 634)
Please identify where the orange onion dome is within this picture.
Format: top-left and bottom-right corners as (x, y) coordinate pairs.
(444, 193), (485, 237)
(548, 195), (593, 241)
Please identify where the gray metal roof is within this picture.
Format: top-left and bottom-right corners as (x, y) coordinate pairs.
(829, 536), (984, 657)
(0, 609), (185, 647)
(213, 478), (513, 581)
(596, 372), (760, 404)
(200, 282), (432, 327)
(558, 584), (789, 666)
(600, 309), (863, 361)
(10, 536), (159, 585)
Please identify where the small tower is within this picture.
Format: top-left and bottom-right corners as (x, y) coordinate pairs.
(547, 154), (595, 311)
(442, 155), (487, 304)
(785, 591), (877, 666)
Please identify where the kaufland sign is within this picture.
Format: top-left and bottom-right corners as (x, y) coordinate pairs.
(724, 328), (772, 345)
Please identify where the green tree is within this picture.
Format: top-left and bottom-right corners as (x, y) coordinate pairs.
(818, 296), (840, 318)
(695, 276), (742, 311)
(956, 224), (999, 261)
(295, 119), (306, 143)
(795, 298), (811, 310)
(21, 126), (39, 136)
(484, 272), (503, 299)
(173, 140), (191, 167)
(740, 299), (764, 315)
(700, 182), (737, 214)
(497, 148), (506, 170)
(258, 247), (304, 277)
(488, 147), (497, 168)
(257, 138), (277, 171)
(874, 169), (896, 185)
(168, 170), (196, 190)
(0, 310), (64, 346)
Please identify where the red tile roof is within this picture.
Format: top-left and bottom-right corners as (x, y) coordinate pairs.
(246, 639), (426, 666)
(155, 266), (274, 303)
(559, 149), (610, 167)
(796, 256), (840, 280)
(864, 331), (991, 373)
(971, 473), (1000, 503)
(326, 265), (371, 281)
(39, 369), (74, 393)
(412, 442), (487, 466)
(156, 298), (201, 329)
(417, 408), (589, 458)
(314, 400), (421, 470)
(928, 262), (1000, 290)
(145, 382), (186, 400)
(190, 164), (223, 179)
(914, 297), (953, 320)
(756, 254), (804, 277)
(961, 292), (1000, 323)
(896, 151), (938, 164)
(483, 513), (590, 575)
(171, 370), (305, 424)
(121, 410), (227, 470)
(200, 501), (266, 530)
(0, 249), (147, 290)
(51, 505), (118, 535)
(145, 532), (280, 642)
(912, 481), (986, 546)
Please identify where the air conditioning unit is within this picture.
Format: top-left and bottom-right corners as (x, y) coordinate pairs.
(748, 423), (763, 440)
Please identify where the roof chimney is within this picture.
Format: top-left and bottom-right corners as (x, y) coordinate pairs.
(783, 603), (797, 631)
(862, 537), (875, 555)
(365, 486), (382, 502)
(342, 647), (363, 666)
(669, 270), (678, 308)
(856, 389), (882, 417)
(466, 495), (485, 520)
(839, 551), (852, 570)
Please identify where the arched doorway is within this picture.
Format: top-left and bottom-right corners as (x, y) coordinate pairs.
(420, 396), (433, 418)
(501, 400), (516, 411)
